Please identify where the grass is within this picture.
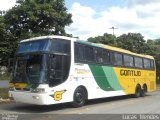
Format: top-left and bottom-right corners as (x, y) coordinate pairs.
(0, 73), (11, 81)
(0, 88), (9, 99)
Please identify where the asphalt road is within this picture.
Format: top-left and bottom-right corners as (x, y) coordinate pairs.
(0, 91), (160, 120)
(0, 80), (9, 88)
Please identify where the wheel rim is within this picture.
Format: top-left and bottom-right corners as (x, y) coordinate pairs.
(75, 92), (84, 104)
(143, 86), (147, 95)
(136, 87), (140, 96)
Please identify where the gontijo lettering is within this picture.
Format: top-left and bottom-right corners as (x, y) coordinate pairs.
(120, 69), (141, 76)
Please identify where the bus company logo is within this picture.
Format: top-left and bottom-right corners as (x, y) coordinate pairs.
(54, 90), (66, 101)
(75, 68), (90, 74)
(120, 69), (141, 76)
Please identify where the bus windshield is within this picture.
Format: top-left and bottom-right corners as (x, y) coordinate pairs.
(12, 54), (48, 84)
(12, 38), (71, 85)
(18, 39), (49, 53)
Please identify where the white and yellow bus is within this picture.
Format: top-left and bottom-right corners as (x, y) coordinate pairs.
(9, 35), (156, 107)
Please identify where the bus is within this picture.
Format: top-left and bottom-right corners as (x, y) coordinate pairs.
(9, 35), (156, 107)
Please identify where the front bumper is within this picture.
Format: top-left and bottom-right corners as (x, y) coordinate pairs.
(9, 91), (53, 105)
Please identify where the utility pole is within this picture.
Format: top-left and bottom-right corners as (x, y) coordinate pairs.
(109, 26), (118, 36)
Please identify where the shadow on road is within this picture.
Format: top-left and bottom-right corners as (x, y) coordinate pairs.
(3, 102), (72, 113)
(2, 94), (152, 114)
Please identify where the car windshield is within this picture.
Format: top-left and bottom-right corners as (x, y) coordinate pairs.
(12, 54), (48, 84)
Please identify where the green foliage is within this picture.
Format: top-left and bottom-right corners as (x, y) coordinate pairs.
(0, 15), (18, 66)
(4, 0), (72, 39)
(117, 33), (148, 54)
(146, 39), (160, 79)
(0, 74), (11, 81)
(0, 88), (9, 99)
(88, 33), (117, 47)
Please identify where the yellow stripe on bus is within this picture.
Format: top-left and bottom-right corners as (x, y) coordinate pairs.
(9, 83), (28, 88)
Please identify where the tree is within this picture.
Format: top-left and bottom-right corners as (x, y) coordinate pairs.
(146, 39), (160, 81)
(88, 33), (117, 47)
(117, 33), (148, 54)
(0, 15), (17, 66)
(4, 0), (72, 40)
(0, 15), (7, 65)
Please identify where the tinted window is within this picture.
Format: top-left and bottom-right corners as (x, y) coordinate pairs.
(95, 48), (103, 63)
(13, 54), (47, 84)
(18, 39), (49, 53)
(85, 46), (94, 62)
(113, 52), (123, 66)
(124, 55), (134, 67)
(74, 43), (84, 62)
(50, 39), (70, 54)
(134, 57), (143, 68)
(150, 60), (155, 69)
(143, 59), (151, 69)
(103, 50), (110, 64)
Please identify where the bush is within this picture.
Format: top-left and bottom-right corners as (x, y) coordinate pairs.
(0, 88), (9, 99)
(0, 73), (11, 80)
(0, 66), (11, 80)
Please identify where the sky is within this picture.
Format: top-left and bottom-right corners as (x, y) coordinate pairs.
(0, 0), (160, 40)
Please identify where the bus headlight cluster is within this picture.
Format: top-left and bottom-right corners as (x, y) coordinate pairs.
(9, 87), (15, 91)
(31, 88), (45, 93)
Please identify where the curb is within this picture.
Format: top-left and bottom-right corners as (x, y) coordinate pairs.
(0, 98), (15, 104)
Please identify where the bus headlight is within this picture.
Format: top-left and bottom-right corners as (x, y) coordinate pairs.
(31, 88), (45, 93)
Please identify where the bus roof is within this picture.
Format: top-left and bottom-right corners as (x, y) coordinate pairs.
(20, 35), (77, 43)
(76, 40), (154, 60)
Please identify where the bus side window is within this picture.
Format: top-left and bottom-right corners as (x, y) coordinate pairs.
(51, 39), (71, 54)
(74, 43), (85, 62)
(95, 48), (103, 63)
(124, 55), (134, 67)
(85, 46), (95, 63)
(134, 57), (143, 68)
(150, 60), (155, 70)
(112, 52), (123, 66)
(103, 50), (110, 64)
(143, 58), (151, 69)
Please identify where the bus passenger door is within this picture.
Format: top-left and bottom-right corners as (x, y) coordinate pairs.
(48, 54), (71, 87)
(49, 55), (63, 86)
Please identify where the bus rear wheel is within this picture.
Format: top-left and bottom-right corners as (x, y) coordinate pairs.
(134, 85), (141, 98)
(141, 85), (147, 97)
(72, 87), (86, 107)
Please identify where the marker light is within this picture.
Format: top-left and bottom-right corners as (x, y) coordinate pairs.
(31, 88), (45, 93)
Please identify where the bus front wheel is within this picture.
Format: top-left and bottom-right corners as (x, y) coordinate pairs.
(72, 87), (86, 107)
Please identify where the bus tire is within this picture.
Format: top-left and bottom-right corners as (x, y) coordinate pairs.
(72, 87), (86, 107)
(134, 85), (141, 98)
(141, 84), (147, 97)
